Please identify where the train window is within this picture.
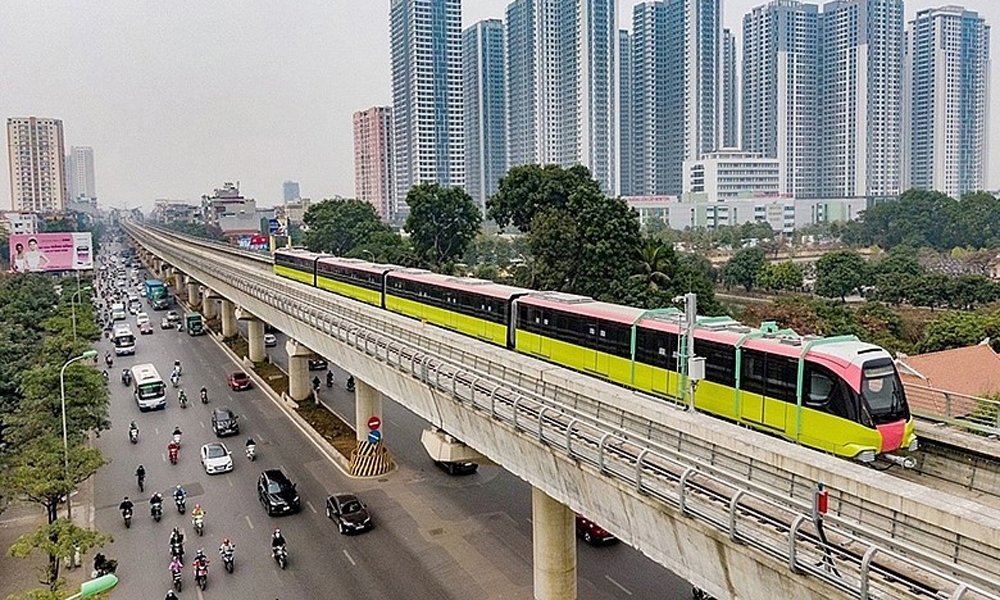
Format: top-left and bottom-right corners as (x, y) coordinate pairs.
(764, 355), (798, 403)
(697, 340), (735, 386)
(805, 364), (859, 422)
(741, 349), (766, 394)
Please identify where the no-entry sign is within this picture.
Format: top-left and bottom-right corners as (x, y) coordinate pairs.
(367, 416), (381, 430)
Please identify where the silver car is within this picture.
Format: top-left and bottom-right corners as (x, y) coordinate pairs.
(200, 442), (233, 475)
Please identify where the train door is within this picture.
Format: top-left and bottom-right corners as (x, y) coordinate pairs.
(587, 321), (610, 376)
(738, 350), (766, 424)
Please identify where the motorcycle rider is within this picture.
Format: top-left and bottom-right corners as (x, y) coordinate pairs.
(311, 376), (321, 391)
(168, 556), (183, 579)
(135, 465), (146, 491)
(326, 371), (334, 387)
(164, 591), (180, 600)
(192, 547), (208, 570)
(150, 492), (164, 515)
(169, 526), (185, 558)
(245, 436), (256, 458)
(173, 360), (182, 376)
(178, 389), (188, 406)
(271, 528), (286, 558)
(128, 420), (138, 441)
(191, 503), (205, 530)
(173, 485), (186, 508)
(172, 426), (182, 445)
(118, 496), (134, 520)
(200, 386), (208, 403)
(219, 538), (235, 559)
(105, 352), (113, 368)
(122, 368), (131, 385)
(347, 375), (355, 391)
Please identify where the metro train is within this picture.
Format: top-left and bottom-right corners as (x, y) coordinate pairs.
(274, 248), (917, 465)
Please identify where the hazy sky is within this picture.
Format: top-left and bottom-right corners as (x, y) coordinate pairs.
(2, 1), (998, 211)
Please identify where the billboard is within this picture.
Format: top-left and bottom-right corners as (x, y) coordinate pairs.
(9, 232), (94, 273)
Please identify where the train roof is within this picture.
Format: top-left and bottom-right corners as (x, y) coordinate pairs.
(517, 292), (646, 323)
(316, 256), (395, 275)
(274, 248), (330, 260)
(387, 268), (531, 299)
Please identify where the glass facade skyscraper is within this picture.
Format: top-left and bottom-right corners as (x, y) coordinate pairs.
(464, 19), (507, 213)
(504, 0), (617, 194)
(721, 29), (739, 150)
(390, 0), (464, 222)
(619, 29), (634, 196)
(903, 6), (990, 199)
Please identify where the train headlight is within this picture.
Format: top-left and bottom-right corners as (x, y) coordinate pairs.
(857, 450), (876, 463)
(908, 439), (919, 452)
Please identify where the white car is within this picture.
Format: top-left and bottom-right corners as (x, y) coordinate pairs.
(264, 333), (277, 347)
(200, 443), (233, 475)
(136, 312), (150, 326)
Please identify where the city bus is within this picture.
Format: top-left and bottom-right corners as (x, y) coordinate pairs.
(112, 325), (136, 356)
(130, 364), (166, 411)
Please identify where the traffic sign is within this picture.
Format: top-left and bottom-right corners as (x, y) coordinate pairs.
(268, 218), (280, 234)
(367, 429), (382, 444)
(367, 416), (381, 430)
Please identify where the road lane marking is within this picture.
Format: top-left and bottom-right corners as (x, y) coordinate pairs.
(154, 427), (160, 435)
(197, 587), (205, 600)
(227, 476), (233, 487)
(245, 515), (253, 530)
(343, 549), (356, 566)
(305, 500), (317, 514)
(200, 421), (205, 429)
(604, 575), (633, 596)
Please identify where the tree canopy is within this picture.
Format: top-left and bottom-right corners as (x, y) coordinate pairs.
(814, 250), (870, 301)
(303, 198), (393, 256)
(403, 183), (482, 269)
(720, 247), (767, 291)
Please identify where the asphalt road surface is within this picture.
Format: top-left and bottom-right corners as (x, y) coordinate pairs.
(92, 256), (694, 600)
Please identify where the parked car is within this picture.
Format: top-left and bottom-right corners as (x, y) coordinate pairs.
(211, 408), (240, 437)
(258, 469), (300, 516)
(228, 372), (252, 391)
(325, 494), (373, 535)
(200, 442), (233, 474)
(434, 461), (479, 476)
(308, 358), (327, 371)
(264, 333), (277, 347)
(139, 322), (153, 335)
(575, 515), (616, 545)
(160, 317), (172, 329)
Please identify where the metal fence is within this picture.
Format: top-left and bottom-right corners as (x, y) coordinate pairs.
(130, 223), (1000, 600)
(905, 383), (1000, 437)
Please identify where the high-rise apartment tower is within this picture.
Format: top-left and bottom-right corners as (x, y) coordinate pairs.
(7, 117), (67, 212)
(353, 106), (396, 220)
(464, 19), (507, 213)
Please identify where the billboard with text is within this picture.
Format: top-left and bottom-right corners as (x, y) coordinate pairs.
(8, 232), (94, 273)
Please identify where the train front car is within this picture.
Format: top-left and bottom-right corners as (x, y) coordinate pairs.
(809, 341), (918, 468)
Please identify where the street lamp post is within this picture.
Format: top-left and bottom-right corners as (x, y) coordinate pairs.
(64, 573), (119, 599)
(61, 350), (98, 520)
(70, 286), (93, 342)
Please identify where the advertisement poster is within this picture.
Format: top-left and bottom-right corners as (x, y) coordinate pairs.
(8, 232), (94, 273)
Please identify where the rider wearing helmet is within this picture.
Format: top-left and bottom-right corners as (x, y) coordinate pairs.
(271, 528), (286, 557)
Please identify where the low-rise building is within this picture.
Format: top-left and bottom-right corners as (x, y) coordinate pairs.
(0, 211), (41, 235)
(151, 199), (201, 225)
(683, 150), (782, 202)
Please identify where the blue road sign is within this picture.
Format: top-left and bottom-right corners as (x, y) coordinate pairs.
(268, 219), (280, 234)
(367, 429), (382, 444)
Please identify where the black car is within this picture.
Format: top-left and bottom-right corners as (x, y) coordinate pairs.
(258, 469), (300, 516)
(434, 461), (479, 476)
(211, 408), (240, 437)
(308, 358), (328, 371)
(325, 494), (373, 535)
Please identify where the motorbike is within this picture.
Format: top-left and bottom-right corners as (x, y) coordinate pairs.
(193, 513), (204, 536)
(128, 427), (138, 444)
(194, 561), (208, 591)
(122, 507), (132, 529)
(168, 444), (179, 465)
(170, 373), (179, 387)
(170, 539), (184, 561)
(326, 372), (334, 388)
(245, 444), (256, 461)
(93, 555), (117, 578)
(175, 495), (186, 514)
(178, 392), (188, 409)
(172, 568), (183, 592)
(200, 390), (209, 404)
(136, 473), (145, 493)
(221, 549), (234, 573)
(105, 355), (114, 368)
(172, 432), (182, 446)
(151, 501), (163, 522)
(346, 376), (355, 392)
(121, 371), (132, 386)
(273, 544), (287, 570)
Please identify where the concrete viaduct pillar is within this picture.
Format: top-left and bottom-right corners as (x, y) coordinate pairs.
(284, 340), (314, 403)
(186, 281), (199, 308)
(532, 488), (577, 600)
(348, 379), (393, 477)
(202, 290), (218, 320)
(220, 299), (237, 338)
(236, 307), (266, 363)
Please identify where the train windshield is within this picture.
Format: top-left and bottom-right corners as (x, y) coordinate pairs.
(861, 361), (909, 423)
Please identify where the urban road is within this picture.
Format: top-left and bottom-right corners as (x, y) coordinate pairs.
(92, 273), (692, 599)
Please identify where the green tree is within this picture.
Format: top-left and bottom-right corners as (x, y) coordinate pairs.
(7, 363), (109, 446)
(860, 189), (956, 250)
(9, 519), (111, 591)
(814, 250), (869, 301)
(403, 183), (482, 269)
(630, 240), (674, 293)
(721, 247), (767, 291)
(918, 312), (993, 353)
(755, 261), (803, 292)
(1, 435), (106, 524)
(487, 164), (601, 232)
(303, 198), (391, 256)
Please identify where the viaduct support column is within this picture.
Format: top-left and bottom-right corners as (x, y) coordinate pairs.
(220, 299), (237, 338)
(246, 320), (265, 362)
(186, 282), (200, 308)
(532, 488), (577, 600)
(284, 340), (314, 403)
(202, 290), (218, 320)
(348, 380), (393, 477)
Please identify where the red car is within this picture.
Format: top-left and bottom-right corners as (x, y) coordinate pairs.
(575, 515), (616, 545)
(228, 371), (252, 391)
(139, 322), (153, 335)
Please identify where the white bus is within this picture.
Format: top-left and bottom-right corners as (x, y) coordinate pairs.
(111, 303), (126, 321)
(112, 325), (136, 356)
(130, 364), (166, 411)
